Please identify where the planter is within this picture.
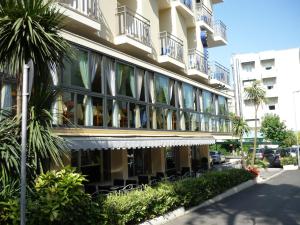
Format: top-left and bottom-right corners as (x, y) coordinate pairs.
(283, 165), (299, 170)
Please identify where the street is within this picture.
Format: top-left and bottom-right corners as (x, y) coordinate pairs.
(165, 170), (300, 225)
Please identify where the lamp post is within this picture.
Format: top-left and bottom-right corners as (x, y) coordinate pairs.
(20, 64), (29, 225)
(292, 90), (300, 169)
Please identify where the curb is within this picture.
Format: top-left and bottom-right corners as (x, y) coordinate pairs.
(140, 179), (257, 225)
(257, 169), (285, 183)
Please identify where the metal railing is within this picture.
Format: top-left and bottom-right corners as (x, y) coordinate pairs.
(117, 6), (151, 47)
(210, 61), (230, 85)
(195, 2), (213, 28)
(178, 0), (193, 10)
(214, 20), (227, 41)
(58, 0), (98, 19)
(160, 31), (184, 63)
(188, 49), (208, 74)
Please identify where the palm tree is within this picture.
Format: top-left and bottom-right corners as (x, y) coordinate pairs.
(0, 0), (72, 116)
(231, 114), (250, 168)
(244, 80), (266, 166)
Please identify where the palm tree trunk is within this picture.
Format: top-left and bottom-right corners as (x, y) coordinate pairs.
(240, 135), (246, 168)
(251, 107), (258, 166)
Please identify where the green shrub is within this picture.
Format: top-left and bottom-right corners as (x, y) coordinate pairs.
(281, 156), (298, 166)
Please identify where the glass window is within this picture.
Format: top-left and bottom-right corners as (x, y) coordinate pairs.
(129, 103), (147, 129)
(63, 49), (89, 88)
(76, 94), (85, 125)
(136, 68), (146, 101)
(62, 92), (75, 124)
(155, 74), (169, 104)
(156, 107), (164, 129)
(169, 80), (176, 107)
(116, 63), (135, 97)
(0, 82), (16, 115)
(92, 97), (103, 126)
(106, 99), (128, 128)
(202, 90), (215, 114)
(128, 149), (152, 177)
(165, 109), (176, 130)
(218, 96), (227, 115)
(182, 83), (195, 110)
(165, 147), (177, 172)
(91, 53), (102, 93)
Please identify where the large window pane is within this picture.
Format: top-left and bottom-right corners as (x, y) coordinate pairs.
(76, 94), (85, 125)
(63, 49), (89, 88)
(218, 96), (227, 115)
(107, 99), (127, 128)
(155, 74), (169, 104)
(92, 97), (103, 126)
(182, 83), (194, 109)
(91, 53), (102, 93)
(136, 68), (146, 101)
(129, 103), (147, 129)
(202, 90), (215, 114)
(165, 148), (177, 172)
(156, 107), (164, 129)
(62, 92), (75, 124)
(116, 63), (135, 97)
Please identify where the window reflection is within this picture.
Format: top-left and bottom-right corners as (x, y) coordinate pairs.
(76, 94), (85, 125)
(155, 74), (169, 104)
(92, 97), (103, 126)
(116, 63), (135, 97)
(62, 92), (75, 124)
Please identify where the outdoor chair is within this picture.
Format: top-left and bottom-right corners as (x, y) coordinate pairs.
(126, 179), (137, 185)
(156, 172), (165, 181)
(138, 175), (149, 185)
(113, 179), (125, 186)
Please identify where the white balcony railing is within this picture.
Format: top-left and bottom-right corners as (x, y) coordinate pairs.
(196, 2), (213, 28)
(117, 6), (151, 47)
(214, 20), (227, 41)
(188, 49), (208, 74)
(58, 0), (98, 19)
(160, 31), (184, 63)
(210, 62), (230, 86)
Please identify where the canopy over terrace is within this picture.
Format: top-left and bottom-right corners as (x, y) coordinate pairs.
(64, 136), (216, 150)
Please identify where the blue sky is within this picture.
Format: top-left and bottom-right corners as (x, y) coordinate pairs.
(209, 0), (300, 68)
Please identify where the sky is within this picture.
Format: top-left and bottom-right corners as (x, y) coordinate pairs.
(209, 0), (300, 69)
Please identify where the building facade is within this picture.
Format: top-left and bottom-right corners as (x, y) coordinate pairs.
(232, 48), (300, 132)
(0, 0), (231, 186)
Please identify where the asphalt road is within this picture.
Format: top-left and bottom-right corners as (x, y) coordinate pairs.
(165, 170), (300, 225)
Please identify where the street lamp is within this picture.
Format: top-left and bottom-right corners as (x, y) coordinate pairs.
(292, 90), (300, 169)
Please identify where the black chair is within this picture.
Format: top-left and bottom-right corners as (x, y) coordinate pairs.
(113, 179), (125, 186)
(138, 175), (149, 185)
(126, 179), (137, 186)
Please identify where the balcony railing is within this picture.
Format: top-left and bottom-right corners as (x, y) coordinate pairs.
(58, 0), (98, 19)
(210, 62), (230, 85)
(117, 6), (151, 47)
(160, 31), (184, 63)
(214, 20), (227, 41)
(195, 2), (213, 28)
(177, 0), (193, 10)
(188, 49), (208, 74)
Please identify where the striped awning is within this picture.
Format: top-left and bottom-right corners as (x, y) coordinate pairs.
(64, 136), (215, 150)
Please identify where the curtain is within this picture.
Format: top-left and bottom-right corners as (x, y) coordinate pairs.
(116, 63), (123, 94)
(177, 83), (185, 130)
(148, 72), (156, 129)
(135, 69), (144, 128)
(1, 84), (12, 112)
(129, 69), (136, 98)
(103, 56), (118, 127)
(79, 51), (92, 126)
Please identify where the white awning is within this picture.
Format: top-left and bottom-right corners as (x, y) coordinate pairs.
(64, 136), (215, 150)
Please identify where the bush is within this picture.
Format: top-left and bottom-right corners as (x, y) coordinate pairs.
(281, 156), (298, 166)
(101, 169), (255, 224)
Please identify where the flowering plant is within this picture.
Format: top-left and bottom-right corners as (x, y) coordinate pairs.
(246, 166), (260, 177)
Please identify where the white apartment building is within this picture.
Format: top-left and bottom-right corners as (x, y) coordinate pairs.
(232, 48), (300, 131)
(1, 0), (232, 186)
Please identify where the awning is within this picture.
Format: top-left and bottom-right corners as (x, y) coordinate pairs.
(64, 136), (215, 150)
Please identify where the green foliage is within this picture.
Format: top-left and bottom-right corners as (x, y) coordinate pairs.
(254, 159), (270, 169)
(101, 169), (254, 225)
(0, 0), (72, 75)
(281, 156), (298, 166)
(231, 114), (250, 139)
(260, 114), (287, 144)
(281, 130), (297, 147)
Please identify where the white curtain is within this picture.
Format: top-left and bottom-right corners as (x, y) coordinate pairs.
(177, 83), (185, 130)
(1, 84), (12, 112)
(50, 63), (63, 125)
(135, 69), (144, 128)
(79, 52), (92, 126)
(148, 72), (157, 129)
(103, 56), (118, 127)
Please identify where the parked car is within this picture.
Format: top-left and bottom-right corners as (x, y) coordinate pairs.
(263, 148), (278, 166)
(248, 148), (264, 160)
(209, 151), (225, 164)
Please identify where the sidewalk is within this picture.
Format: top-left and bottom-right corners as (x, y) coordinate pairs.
(258, 168), (283, 183)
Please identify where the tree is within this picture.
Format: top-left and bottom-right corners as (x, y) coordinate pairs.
(260, 114), (287, 144)
(244, 80), (266, 166)
(0, 0), (71, 117)
(231, 114), (250, 167)
(282, 130), (297, 147)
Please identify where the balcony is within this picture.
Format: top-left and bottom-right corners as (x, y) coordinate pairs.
(172, 0), (194, 23)
(115, 6), (152, 54)
(211, 0), (224, 4)
(158, 31), (185, 69)
(209, 62), (231, 89)
(57, 0), (101, 31)
(196, 3), (214, 33)
(187, 49), (209, 80)
(158, 0), (171, 10)
(212, 20), (228, 46)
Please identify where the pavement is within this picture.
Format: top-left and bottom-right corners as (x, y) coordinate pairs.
(164, 170), (300, 225)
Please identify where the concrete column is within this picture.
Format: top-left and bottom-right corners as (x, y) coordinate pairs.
(178, 146), (191, 170)
(111, 149), (128, 179)
(151, 147), (165, 175)
(199, 145), (210, 169)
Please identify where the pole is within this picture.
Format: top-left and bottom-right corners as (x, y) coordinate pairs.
(292, 91), (300, 168)
(20, 64), (29, 225)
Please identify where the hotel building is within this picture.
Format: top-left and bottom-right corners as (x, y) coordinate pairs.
(0, 0), (232, 186)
